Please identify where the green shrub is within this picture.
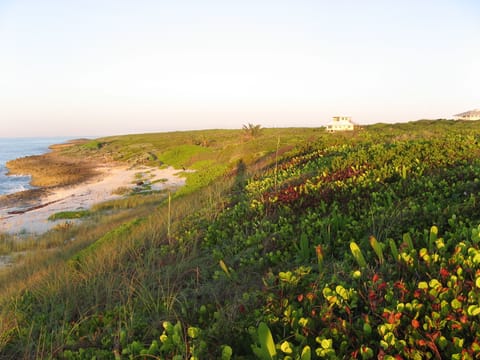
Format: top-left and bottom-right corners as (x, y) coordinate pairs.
(48, 210), (90, 221)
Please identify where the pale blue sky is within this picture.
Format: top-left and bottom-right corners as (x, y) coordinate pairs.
(1, 0), (479, 137)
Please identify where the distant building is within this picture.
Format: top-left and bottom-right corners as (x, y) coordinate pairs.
(454, 109), (480, 121)
(326, 116), (355, 132)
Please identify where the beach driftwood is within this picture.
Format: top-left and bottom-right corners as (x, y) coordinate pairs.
(7, 199), (63, 215)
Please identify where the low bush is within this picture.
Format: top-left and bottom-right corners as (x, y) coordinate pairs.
(48, 210), (90, 221)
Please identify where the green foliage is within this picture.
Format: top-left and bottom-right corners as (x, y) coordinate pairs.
(82, 140), (104, 150)
(350, 241), (367, 268)
(252, 322), (277, 360)
(48, 210), (90, 221)
(176, 163), (228, 196)
(388, 238), (399, 261)
(158, 144), (211, 168)
(369, 236), (384, 265)
(200, 120), (480, 358)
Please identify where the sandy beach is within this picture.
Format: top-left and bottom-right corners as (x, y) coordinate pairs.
(0, 165), (186, 235)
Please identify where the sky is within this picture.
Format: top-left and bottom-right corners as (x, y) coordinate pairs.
(0, 0), (479, 137)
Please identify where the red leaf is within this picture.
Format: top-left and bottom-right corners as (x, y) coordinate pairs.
(394, 281), (406, 291)
(378, 282), (387, 291)
(417, 339), (427, 347)
(451, 323), (462, 330)
(440, 268), (449, 278)
(388, 313), (396, 324)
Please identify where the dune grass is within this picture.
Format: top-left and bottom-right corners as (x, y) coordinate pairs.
(48, 210), (91, 221)
(0, 171), (235, 357)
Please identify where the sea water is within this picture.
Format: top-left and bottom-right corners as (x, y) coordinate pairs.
(0, 137), (71, 195)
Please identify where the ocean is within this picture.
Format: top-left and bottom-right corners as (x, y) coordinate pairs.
(0, 137), (71, 195)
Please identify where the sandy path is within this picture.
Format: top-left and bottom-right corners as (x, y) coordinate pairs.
(0, 165), (186, 235)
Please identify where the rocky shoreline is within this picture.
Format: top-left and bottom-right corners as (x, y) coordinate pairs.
(1, 139), (100, 215)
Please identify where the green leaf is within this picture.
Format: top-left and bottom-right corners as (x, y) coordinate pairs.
(187, 327), (200, 339)
(280, 341), (293, 354)
(350, 241), (367, 268)
(418, 281), (428, 290)
(352, 270), (362, 279)
(360, 346), (374, 359)
(403, 233), (414, 252)
(438, 336), (448, 350)
(473, 254), (480, 265)
(335, 285), (349, 300)
(468, 305), (480, 317)
(388, 238), (399, 261)
(162, 321), (173, 333)
(258, 322), (276, 359)
(369, 236), (384, 264)
(321, 339), (332, 349)
(363, 323), (372, 335)
(451, 298), (462, 310)
(219, 260), (231, 278)
(429, 226), (438, 250)
(221, 345), (233, 360)
(301, 346), (311, 360)
(429, 279), (441, 289)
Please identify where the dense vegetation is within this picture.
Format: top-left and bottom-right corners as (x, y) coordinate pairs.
(1, 120), (480, 359)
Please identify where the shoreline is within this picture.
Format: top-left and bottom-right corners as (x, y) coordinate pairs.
(0, 164), (186, 235)
(0, 139), (187, 235)
(0, 137), (78, 197)
(5, 140), (98, 188)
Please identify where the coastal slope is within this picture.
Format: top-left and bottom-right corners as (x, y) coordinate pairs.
(1, 122), (480, 358)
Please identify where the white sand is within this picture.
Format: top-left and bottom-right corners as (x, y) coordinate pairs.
(0, 165), (187, 235)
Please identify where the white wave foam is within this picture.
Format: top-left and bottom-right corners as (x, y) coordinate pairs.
(0, 178), (33, 195)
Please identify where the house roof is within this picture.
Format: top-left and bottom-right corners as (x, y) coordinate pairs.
(328, 119), (353, 125)
(454, 109), (480, 117)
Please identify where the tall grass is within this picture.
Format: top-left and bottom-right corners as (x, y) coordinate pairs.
(0, 165), (237, 356)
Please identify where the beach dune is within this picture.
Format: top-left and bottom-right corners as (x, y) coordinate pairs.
(0, 164), (186, 234)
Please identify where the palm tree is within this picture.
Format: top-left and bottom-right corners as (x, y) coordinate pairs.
(242, 123), (262, 138)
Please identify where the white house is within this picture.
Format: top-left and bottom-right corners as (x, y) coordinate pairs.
(326, 116), (354, 132)
(454, 109), (480, 121)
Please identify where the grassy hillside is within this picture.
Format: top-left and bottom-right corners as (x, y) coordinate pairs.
(1, 121), (480, 359)
(62, 127), (325, 196)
